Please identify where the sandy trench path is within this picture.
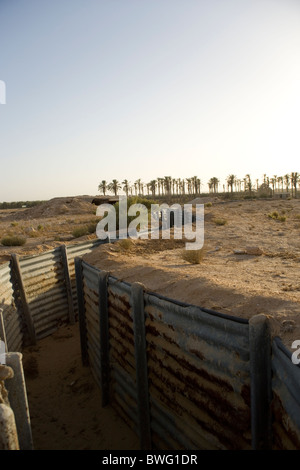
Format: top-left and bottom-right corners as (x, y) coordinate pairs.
(22, 322), (139, 451)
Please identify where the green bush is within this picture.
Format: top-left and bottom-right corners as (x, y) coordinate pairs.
(1, 235), (26, 246)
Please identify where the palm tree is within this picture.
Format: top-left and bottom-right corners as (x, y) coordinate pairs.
(270, 177), (276, 195)
(273, 175), (277, 193)
(191, 176), (201, 195)
(157, 178), (164, 196)
(284, 174), (290, 193)
(122, 179), (130, 197)
(163, 176), (172, 196)
(108, 179), (121, 196)
(98, 180), (107, 196)
(245, 174), (252, 195)
(149, 180), (157, 196)
(291, 172), (299, 198)
(134, 179), (144, 196)
(277, 176), (284, 192)
(226, 174), (236, 193)
(208, 177), (219, 193)
(186, 178), (192, 194)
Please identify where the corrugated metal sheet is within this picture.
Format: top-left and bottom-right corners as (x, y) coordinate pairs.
(0, 263), (23, 352)
(79, 261), (253, 449)
(82, 261), (102, 388)
(107, 277), (138, 433)
(271, 337), (300, 450)
(19, 248), (69, 339)
(144, 292), (251, 450)
(0, 239), (107, 349)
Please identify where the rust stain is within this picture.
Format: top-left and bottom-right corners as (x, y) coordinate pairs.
(150, 378), (250, 450)
(161, 344), (234, 394)
(108, 288), (131, 311)
(271, 392), (300, 450)
(241, 383), (251, 408)
(148, 351), (250, 432)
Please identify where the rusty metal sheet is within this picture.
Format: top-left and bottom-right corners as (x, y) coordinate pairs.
(144, 292), (251, 450)
(107, 279), (138, 429)
(18, 248), (69, 339)
(0, 263), (23, 352)
(271, 338), (300, 450)
(82, 263), (101, 383)
(68, 242), (107, 317)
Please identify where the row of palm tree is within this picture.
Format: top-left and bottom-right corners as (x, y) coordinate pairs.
(98, 176), (202, 197)
(225, 173), (300, 197)
(98, 172), (300, 198)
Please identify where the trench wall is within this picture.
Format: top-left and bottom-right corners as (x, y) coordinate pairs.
(75, 257), (300, 451)
(0, 238), (300, 450)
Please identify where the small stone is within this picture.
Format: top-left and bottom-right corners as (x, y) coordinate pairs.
(246, 246), (264, 256)
(233, 249), (247, 255)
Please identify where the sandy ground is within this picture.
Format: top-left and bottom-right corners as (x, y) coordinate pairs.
(1, 195), (300, 450)
(0, 196), (99, 264)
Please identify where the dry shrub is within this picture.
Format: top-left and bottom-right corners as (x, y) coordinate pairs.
(181, 247), (204, 264)
(214, 218), (227, 226)
(268, 211), (286, 222)
(72, 226), (89, 238)
(1, 235), (26, 246)
(117, 239), (133, 251)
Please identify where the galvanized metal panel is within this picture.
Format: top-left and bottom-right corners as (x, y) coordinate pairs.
(271, 338), (300, 449)
(78, 248), (300, 451)
(18, 247), (69, 339)
(0, 263), (23, 352)
(107, 278), (138, 429)
(67, 239), (108, 317)
(144, 292), (251, 450)
(82, 261), (102, 386)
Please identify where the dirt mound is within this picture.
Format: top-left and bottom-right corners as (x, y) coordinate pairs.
(4, 196), (96, 221)
(188, 196), (220, 205)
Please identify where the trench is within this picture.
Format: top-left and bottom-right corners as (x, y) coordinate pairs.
(21, 321), (139, 450)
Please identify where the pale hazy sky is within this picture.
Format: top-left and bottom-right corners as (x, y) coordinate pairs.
(0, 0), (300, 201)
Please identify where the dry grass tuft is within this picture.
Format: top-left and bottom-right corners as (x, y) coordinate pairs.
(214, 218), (227, 226)
(181, 247), (205, 264)
(1, 235), (27, 246)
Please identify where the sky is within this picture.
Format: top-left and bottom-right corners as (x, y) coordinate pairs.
(0, 0), (300, 202)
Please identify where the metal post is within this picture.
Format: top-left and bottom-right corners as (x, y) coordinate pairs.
(249, 314), (272, 449)
(98, 271), (110, 407)
(10, 254), (36, 345)
(61, 245), (75, 324)
(75, 257), (89, 366)
(5, 352), (34, 450)
(131, 282), (152, 450)
(0, 309), (7, 352)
